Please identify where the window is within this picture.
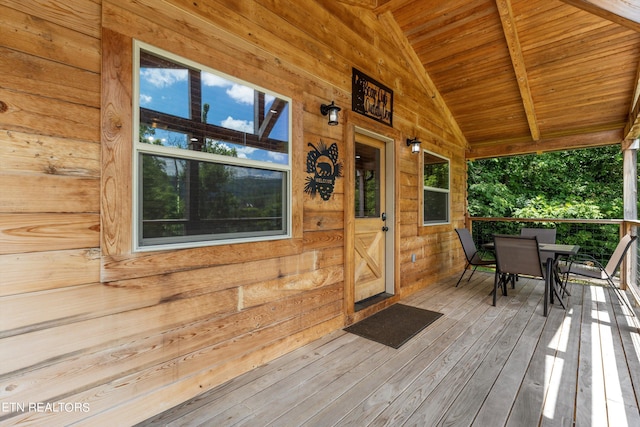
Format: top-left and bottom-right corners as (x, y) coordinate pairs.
(423, 150), (450, 225)
(355, 142), (381, 218)
(134, 42), (291, 250)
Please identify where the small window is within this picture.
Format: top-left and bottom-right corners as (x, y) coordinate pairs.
(423, 150), (450, 225)
(355, 142), (381, 218)
(134, 42), (291, 250)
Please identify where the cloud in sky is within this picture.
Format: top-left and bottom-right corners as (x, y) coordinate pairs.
(143, 69), (275, 109)
(267, 152), (288, 163)
(221, 116), (254, 133)
(235, 146), (257, 160)
(202, 73), (233, 88)
(226, 84), (254, 105)
(140, 68), (187, 88)
(202, 73), (255, 105)
(140, 94), (152, 105)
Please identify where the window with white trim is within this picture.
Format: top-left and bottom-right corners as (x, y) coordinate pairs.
(134, 42), (291, 250)
(423, 150), (450, 225)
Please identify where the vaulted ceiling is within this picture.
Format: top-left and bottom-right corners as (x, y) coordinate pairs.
(356, 0), (640, 158)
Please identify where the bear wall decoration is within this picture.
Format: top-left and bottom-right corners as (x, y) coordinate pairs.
(304, 140), (342, 201)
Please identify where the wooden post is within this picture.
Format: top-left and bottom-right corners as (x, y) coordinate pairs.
(623, 140), (638, 290)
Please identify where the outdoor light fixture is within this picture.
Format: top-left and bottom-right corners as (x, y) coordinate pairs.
(320, 101), (341, 126)
(407, 137), (421, 153)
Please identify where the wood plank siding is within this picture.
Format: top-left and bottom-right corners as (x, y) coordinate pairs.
(3, 0), (638, 424)
(0, 1), (466, 425)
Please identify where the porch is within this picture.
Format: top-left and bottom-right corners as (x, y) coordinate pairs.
(140, 271), (640, 427)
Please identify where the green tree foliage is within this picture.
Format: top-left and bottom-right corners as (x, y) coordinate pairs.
(467, 145), (624, 219)
(355, 170), (379, 217)
(139, 120), (285, 237)
(139, 124), (184, 221)
(467, 146), (630, 259)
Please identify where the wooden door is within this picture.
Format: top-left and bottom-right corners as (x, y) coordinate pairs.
(354, 135), (387, 302)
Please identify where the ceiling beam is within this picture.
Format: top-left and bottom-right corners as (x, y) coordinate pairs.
(623, 57), (640, 141)
(496, 0), (540, 142)
(467, 129), (624, 160)
(560, 0), (640, 32)
(258, 98), (287, 141)
(625, 95), (640, 140)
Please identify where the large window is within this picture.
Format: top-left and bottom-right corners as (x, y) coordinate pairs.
(423, 150), (450, 225)
(134, 42), (291, 250)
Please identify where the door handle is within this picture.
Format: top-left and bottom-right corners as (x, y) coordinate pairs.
(382, 226), (389, 232)
(381, 212), (386, 221)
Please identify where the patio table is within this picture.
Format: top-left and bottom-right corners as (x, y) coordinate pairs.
(539, 243), (580, 315)
(483, 242), (580, 315)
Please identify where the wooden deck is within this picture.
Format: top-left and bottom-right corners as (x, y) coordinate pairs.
(139, 272), (640, 426)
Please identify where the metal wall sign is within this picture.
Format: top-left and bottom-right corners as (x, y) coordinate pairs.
(304, 141), (342, 201)
(352, 68), (393, 127)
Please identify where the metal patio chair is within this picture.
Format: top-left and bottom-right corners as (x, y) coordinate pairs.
(493, 234), (556, 315)
(521, 227), (557, 264)
(561, 234), (637, 315)
(455, 228), (495, 287)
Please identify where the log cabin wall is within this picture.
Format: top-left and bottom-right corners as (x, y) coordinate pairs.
(0, 0), (466, 424)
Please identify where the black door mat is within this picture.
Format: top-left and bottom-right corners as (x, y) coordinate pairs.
(344, 304), (443, 349)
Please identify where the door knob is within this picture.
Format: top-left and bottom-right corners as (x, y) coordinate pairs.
(382, 226), (389, 232)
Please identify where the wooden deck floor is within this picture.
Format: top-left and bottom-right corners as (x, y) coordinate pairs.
(139, 272), (640, 426)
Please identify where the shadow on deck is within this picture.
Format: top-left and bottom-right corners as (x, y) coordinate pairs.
(139, 272), (640, 426)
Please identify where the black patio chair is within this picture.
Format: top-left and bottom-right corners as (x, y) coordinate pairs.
(455, 228), (495, 287)
(493, 234), (555, 315)
(561, 234), (637, 315)
(521, 227), (557, 264)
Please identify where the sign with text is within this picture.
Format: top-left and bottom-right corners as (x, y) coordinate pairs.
(352, 68), (393, 127)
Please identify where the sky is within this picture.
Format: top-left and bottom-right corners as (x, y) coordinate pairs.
(139, 65), (289, 165)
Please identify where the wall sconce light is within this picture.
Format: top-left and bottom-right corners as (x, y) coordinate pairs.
(320, 101), (341, 126)
(406, 137), (421, 153)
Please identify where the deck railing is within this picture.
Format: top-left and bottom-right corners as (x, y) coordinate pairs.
(468, 217), (639, 301)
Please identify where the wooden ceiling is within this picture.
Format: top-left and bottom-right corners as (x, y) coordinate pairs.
(364, 0), (640, 158)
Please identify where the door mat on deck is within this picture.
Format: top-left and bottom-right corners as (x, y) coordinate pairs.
(344, 304), (443, 349)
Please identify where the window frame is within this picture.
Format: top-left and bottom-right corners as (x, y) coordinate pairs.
(132, 41), (292, 252)
(422, 149), (451, 226)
